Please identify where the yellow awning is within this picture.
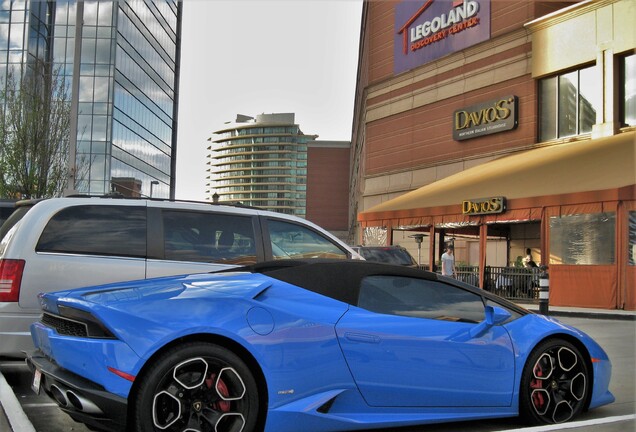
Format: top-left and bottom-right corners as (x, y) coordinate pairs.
(359, 131), (635, 220)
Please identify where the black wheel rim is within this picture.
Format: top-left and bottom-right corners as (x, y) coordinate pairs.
(152, 356), (249, 432)
(529, 346), (587, 423)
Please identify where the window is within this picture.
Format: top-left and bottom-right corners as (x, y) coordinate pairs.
(549, 212), (615, 265)
(0, 205), (28, 246)
(358, 276), (485, 323)
(620, 52), (635, 127)
(37, 206), (146, 258)
(267, 219), (347, 260)
(0, 203), (15, 227)
(357, 247), (417, 266)
(539, 64), (600, 141)
(162, 211), (257, 265)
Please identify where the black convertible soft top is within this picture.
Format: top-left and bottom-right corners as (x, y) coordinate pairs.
(234, 259), (437, 305)
(227, 259), (529, 316)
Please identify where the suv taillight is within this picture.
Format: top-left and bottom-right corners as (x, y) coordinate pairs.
(0, 259), (25, 302)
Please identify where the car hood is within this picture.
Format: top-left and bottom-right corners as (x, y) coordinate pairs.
(39, 271), (272, 313)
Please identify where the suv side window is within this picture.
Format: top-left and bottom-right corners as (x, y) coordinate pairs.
(358, 276), (485, 323)
(266, 219), (347, 260)
(162, 211), (257, 265)
(37, 205), (146, 258)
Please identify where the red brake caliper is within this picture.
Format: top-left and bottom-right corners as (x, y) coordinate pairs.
(530, 365), (545, 408)
(206, 374), (231, 412)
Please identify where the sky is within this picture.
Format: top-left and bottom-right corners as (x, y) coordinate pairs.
(175, 0), (364, 201)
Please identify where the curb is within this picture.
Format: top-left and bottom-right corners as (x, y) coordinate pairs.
(518, 305), (636, 321)
(0, 371), (36, 432)
(544, 310), (636, 321)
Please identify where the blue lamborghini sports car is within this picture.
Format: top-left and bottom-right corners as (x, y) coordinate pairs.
(27, 260), (613, 432)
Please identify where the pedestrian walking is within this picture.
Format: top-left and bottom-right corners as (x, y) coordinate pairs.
(441, 244), (455, 277)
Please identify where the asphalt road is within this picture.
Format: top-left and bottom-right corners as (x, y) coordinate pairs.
(1, 316), (634, 432)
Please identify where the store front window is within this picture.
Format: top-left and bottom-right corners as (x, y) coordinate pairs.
(539, 64), (600, 141)
(363, 226), (388, 246)
(621, 53), (635, 127)
(549, 212), (615, 265)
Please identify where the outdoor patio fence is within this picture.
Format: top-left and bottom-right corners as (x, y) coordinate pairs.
(420, 264), (540, 302)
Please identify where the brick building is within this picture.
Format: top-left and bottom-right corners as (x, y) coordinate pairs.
(352, 0), (635, 309)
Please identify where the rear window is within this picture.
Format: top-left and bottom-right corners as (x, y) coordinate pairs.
(0, 205), (16, 227)
(37, 205), (146, 258)
(359, 248), (416, 266)
(0, 205), (31, 244)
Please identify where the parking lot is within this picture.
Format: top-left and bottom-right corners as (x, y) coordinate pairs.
(1, 313), (634, 432)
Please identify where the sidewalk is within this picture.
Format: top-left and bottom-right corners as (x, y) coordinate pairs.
(517, 303), (636, 321)
(0, 366), (36, 432)
(1, 305), (634, 432)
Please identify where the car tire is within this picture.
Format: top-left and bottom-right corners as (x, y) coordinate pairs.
(132, 342), (260, 432)
(519, 338), (589, 425)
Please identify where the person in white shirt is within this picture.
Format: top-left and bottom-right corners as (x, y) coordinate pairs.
(441, 244), (455, 277)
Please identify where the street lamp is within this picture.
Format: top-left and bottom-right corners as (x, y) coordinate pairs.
(150, 180), (159, 198)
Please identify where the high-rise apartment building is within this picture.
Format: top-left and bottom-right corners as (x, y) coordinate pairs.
(0, 0), (181, 199)
(208, 113), (315, 217)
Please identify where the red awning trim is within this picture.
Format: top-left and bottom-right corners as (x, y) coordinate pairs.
(359, 186), (636, 228)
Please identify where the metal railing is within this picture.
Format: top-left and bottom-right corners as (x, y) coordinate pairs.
(430, 265), (540, 302)
(484, 266), (540, 301)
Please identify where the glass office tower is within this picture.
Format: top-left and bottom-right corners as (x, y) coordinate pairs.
(0, 0), (181, 199)
(209, 113), (314, 217)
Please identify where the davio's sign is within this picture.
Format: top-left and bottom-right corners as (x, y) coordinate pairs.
(394, 0), (491, 75)
(462, 197), (506, 215)
(453, 96), (518, 141)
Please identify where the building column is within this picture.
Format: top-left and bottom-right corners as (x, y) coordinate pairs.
(592, 46), (619, 138)
(479, 224), (487, 289)
(428, 225), (436, 272)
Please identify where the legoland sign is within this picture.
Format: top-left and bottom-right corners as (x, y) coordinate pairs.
(395, 0), (490, 75)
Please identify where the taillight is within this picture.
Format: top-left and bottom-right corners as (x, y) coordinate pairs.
(0, 259), (25, 302)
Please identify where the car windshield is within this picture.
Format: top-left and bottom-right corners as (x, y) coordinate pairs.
(359, 248), (416, 266)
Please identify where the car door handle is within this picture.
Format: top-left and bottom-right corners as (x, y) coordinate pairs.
(344, 332), (381, 344)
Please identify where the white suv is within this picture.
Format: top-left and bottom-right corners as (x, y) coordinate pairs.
(0, 197), (360, 357)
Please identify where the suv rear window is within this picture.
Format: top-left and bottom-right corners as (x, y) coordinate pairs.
(37, 205), (146, 258)
(0, 206), (15, 227)
(0, 205), (31, 245)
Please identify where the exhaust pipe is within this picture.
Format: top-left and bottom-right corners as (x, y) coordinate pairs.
(66, 390), (103, 414)
(49, 385), (69, 407)
(49, 383), (103, 414)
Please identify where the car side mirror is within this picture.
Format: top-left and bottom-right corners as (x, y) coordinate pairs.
(485, 305), (512, 325)
(469, 305), (511, 339)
